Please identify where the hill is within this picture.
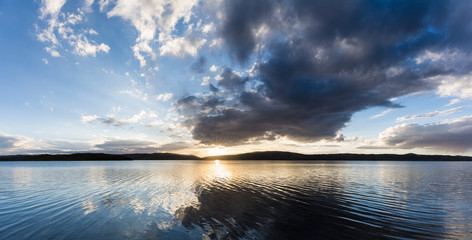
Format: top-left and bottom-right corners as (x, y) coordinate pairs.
(203, 151), (472, 161)
(125, 153), (201, 160)
(1, 151), (471, 161)
(0, 153), (131, 161)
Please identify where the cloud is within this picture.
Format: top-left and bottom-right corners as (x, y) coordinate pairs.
(371, 109), (392, 119)
(209, 65), (218, 72)
(83, 0), (94, 11)
(0, 133), (20, 150)
(173, 0), (472, 146)
(120, 89), (148, 101)
(397, 106), (470, 122)
(106, 0), (200, 66)
(119, 79), (153, 101)
(157, 142), (195, 152)
(156, 93), (173, 102)
(160, 37), (206, 57)
(71, 36), (110, 57)
(99, 115), (128, 127)
(36, 3), (110, 57)
(215, 67), (248, 91)
(94, 139), (160, 153)
(82, 111), (158, 127)
(39, 0), (67, 18)
(209, 38), (223, 48)
(81, 114), (99, 123)
(434, 74), (472, 99)
(36, 139), (95, 153)
(93, 139), (194, 153)
(0, 132), (34, 153)
(446, 99), (462, 106)
(380, 116), (472, 151)
(98, 0), (112, 12)
(201, 76), (210, 86)
(44, 47), (61, 57)
(219, 0), (276, 63)
(128, 110), (156, 123)
(201, 22), (214, 34)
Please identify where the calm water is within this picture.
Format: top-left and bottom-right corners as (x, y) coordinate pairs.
(0, 160), (471, 240)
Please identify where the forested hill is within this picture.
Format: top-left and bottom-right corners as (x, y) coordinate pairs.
(1, 151), (471, 161)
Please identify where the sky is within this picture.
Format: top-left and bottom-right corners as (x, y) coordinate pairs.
(1, 0), (472, 157)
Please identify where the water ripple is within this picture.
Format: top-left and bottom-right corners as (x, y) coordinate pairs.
(0, 161), (471, 239)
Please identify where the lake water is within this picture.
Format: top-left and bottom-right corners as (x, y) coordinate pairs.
(0, 160), (471, 239)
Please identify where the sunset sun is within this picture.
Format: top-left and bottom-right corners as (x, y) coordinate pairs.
(207, 146), (228, 156)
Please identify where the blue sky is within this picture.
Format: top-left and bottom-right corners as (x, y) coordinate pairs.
(1, 0), (472, 156)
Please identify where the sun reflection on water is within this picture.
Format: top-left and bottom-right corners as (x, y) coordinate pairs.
(209, 160), (232, 179)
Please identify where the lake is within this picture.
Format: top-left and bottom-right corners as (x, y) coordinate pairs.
(0, 160), (471, 239)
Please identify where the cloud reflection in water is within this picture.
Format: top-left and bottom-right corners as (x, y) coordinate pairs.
(0, 161), (471, 239)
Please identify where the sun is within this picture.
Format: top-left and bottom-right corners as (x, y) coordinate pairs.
(207, 146), (227, 156)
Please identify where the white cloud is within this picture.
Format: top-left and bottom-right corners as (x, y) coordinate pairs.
(397, 106), (470, 122)
(119, 89), (148, 101)
(71, 36), (110, 56)
(156, 93), (173, 102)
(45, 47), (61, 57)
(209, 38), (223, 48)
(415, 50), (445, 64)
(371, 109), (392, 119)
(209, 65), (218, 72)
(84, 0), (94, 11)
(201, 76), (210, 86)
(94, 138), (160, 153)
(446, 98), (461, 106)
(128, 110), (147, 123)
(415, 49), (472, 99)
(214, 74), (223, 81)
(159, 37), (206, 57)
(93, 138), (195, 153)
(37, 2), (110, 58)
(380, 116), (472, 151)
(434, 74), (472, 99)
(201, 22), (214, 34)
(82, 111), (158, 126)
(0, 132), (33, 153)
(42, 58), (49, 64)
(0, 132), (102, 154)
(106, 0), (199, 66)
(81, 114), (99, 123)
(98, 0), (112, 12)
(39, 0), (67, 18)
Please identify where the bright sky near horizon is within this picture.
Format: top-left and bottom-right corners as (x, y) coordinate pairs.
(1, 0), (472, 156)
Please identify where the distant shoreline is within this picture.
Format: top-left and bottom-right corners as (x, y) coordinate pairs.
(1, 151), (471, 161)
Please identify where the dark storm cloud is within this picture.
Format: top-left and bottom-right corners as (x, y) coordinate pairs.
(217, 67), (248, 91)
(380, 117), (472, 151)
(221, 0), (276, 63)
(179, 0), (472, 145)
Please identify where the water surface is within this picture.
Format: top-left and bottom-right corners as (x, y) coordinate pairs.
(0, 160), (471, 239)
